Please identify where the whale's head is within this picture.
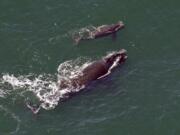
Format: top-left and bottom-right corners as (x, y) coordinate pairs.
(113, 21), (125, 31)
(104, 49), (127, 69)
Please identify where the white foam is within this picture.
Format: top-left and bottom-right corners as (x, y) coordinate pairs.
(0, 89), (6, 98)
(57, 57), (91, 80)
(2, 74), (32, 88)
(0, 58), (92, 111)
(71, 25), (97, 40)
(0, 52), (122, 112)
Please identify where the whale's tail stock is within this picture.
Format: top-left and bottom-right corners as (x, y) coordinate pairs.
(73, 36), (81, 45)
(25, 100), (41, 114)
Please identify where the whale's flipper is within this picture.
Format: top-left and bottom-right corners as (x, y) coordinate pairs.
(112, 32), (117, 41)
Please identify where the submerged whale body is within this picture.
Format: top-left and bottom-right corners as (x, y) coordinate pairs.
(28, 49), (127, 114)
(59, 49), (127, 92)
(73, 21), (125, 44)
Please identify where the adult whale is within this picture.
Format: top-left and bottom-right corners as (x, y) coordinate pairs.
(59, 49), (127, 90)
(26, 49), (127, 114)
(74, 21), (125, 44)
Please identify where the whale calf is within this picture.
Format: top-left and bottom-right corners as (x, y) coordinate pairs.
(73, 21), (125, 44)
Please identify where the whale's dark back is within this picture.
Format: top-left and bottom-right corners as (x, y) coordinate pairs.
(59, 49), (127, 90)
(59, 60), (109, 89)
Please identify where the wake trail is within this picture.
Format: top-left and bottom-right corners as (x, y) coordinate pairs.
(0, 57), (91, 112)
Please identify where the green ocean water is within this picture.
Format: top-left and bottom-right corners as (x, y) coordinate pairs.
(0, 0), (180, 135)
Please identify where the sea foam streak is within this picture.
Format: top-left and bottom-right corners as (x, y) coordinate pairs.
(0, 58), (91, 111)
(0, 89), (6, 98)
(71, 25), (97, 40)
(0, 51), (120, 112)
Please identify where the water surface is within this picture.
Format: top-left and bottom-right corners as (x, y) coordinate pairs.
(0, 0), (180, 135)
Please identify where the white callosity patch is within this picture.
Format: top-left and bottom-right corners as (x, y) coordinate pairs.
(98, 56), (120, 79)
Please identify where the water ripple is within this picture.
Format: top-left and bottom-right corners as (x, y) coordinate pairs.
(0, 105), (21, 135)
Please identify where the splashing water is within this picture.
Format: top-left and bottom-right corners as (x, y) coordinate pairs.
(0, 89), (6, 98)
(1, 74), (58, 110)
(58, 57), (91, 80)
(71, 25), (97, 40)
(0, 57), (92, 111)
(0, 51), (122, 113)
